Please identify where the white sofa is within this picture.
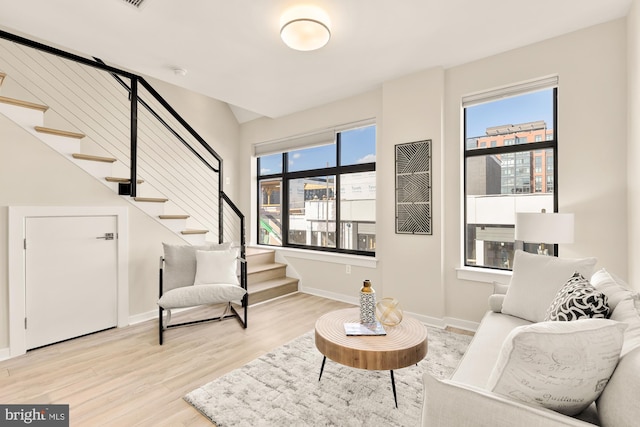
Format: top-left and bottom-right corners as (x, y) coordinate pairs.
(421, 251), (640, 427)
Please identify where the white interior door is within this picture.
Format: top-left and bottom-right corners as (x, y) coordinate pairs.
(25, 215), (118, 349)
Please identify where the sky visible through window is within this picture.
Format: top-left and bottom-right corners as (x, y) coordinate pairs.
(465, 89), (553, 139)
(259, 125), (376, 175)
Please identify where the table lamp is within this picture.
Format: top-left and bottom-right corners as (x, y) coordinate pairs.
(515, 209), (574, 255)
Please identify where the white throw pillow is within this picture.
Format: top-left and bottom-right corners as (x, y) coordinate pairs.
(162, 242), (232, 290)
(487, 319), (626, 416)
(502, 250), (597, 322)
(590, 268), (638, 311)
(194, 249), (239, 286)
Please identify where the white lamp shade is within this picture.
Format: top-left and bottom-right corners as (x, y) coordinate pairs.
(515, 212), (575, 244)
(280, 6), (331, 51)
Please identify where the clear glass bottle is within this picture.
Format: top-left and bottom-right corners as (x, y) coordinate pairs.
(360, 279), (376, 323)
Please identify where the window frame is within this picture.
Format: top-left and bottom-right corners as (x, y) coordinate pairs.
(257, 126), (376, 257)
(463, 86), (559, 271)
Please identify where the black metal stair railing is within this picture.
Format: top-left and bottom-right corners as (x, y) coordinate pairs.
(0, 29), (246, 305)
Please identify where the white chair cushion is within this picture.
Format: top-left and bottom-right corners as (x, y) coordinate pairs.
(158, 283), (246, 309)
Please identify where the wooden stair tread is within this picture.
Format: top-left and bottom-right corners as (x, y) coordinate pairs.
(246, 247), (276, 256)
(159, 214), (190, 220)
(72, 153), (116, 163)
(133, 197), (168, 203)
(0, 95), (48, 112)
(180, 229), (208, 235)
(247, 262), (286, 275)
(105, 176), (144, 184)
(34, 126), (84, 139)
(247, 277), (299, 292)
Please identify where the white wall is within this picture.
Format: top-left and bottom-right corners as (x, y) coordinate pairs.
(380, 68), (446, 320)
(241, 18), (631, 326)
(444, 18), (629, 322)
(628, 0), (640, 288)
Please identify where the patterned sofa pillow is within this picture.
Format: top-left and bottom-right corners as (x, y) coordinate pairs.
(545, 272), (610, 321)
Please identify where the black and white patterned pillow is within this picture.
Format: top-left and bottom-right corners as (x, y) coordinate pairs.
(545, 272), (610, 321)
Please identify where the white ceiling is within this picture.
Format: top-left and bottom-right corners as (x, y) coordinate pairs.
(0, 0), (632, 123)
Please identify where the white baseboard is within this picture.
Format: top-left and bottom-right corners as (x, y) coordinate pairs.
(129, 309), (158, 325)
(442, 317), (479, 333)
(0, 347), (11, 362)
(300, 285), (359, 306)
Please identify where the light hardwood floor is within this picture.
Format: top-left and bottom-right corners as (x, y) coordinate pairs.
(0, 293), (354, 426)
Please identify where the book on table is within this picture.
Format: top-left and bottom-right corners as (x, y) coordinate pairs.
(344, 321), (387, 336)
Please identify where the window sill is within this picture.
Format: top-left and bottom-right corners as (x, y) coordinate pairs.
(456, 266), (512, 285)
(252, 245), (378, 268)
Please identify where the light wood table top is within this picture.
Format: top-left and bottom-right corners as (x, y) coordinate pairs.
(314, 307), (428, 371)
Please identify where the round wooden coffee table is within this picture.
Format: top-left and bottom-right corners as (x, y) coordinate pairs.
(314, 307), (428, 407)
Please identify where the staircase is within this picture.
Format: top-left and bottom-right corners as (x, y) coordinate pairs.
(1, 69), (299, 304)
(246, 247), (299, 304)
(0, 81), (209, 245)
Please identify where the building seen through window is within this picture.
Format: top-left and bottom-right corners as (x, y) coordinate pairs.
(258, 124), (376, 256)
(464, 84), (557, 270)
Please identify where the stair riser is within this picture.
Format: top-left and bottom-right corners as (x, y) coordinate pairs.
(131, 199), (166, 217)
(0, 103), (44, 128)
(248, 282), (298, 305)
(70, 156), (113, 179)
(159, 218), (189, 233)
(35, 132), (81, 155)
(248, 266), (287, 285)
(246, 251), (275, 266)
(107, 183), (153, 198)
(181, 232), (208, 245)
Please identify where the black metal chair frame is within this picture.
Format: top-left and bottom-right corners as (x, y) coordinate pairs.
(158, 255), (248, 345)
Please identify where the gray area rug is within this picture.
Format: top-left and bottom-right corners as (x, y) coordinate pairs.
(184, 327), (472, 426)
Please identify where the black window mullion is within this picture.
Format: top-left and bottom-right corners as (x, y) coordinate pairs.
(282, 152), (290, 246)
(335, 132), (342, 251)
(465, 140), (555, 158)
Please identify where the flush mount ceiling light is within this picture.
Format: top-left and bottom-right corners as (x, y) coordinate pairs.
(280, 5), (331, 51)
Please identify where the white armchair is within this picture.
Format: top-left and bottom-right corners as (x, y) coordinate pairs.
(158, 242), (247, 345)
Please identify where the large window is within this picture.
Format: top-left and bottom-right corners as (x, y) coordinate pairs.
(464, 79), (558, 270)
(257, 124), (376, 256)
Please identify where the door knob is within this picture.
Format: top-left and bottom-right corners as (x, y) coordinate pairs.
(96, 233), (115, 240)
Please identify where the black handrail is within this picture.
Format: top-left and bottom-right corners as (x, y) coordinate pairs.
(221, 191), (246, 251)
(0, 29), (223, 169)
(93, 57), (220, 175)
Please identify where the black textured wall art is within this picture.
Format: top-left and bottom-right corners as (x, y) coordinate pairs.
(395, 140), (432, 235)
